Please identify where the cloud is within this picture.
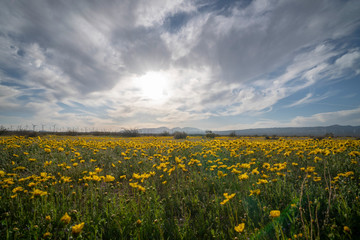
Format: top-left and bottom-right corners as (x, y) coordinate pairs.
(216, 106), (360, 131)
(178, 0), (360, 84)
(290, 107), (360, 127)
(135, 0), (195, 27)
(0, 0), (359, 129)
(285, 91), (337, 108)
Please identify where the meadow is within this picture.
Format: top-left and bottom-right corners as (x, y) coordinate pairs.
(0, 135), (359, 239)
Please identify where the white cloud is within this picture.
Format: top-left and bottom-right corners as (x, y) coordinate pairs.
(135, 0), (195, 27)
(290, 107), (360, 127)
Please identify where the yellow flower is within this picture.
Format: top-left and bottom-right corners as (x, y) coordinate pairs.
(256, 179), (268, 184)
(31, 188), (48, 198)
(104, 175), (115, 182)
(249, 189), (260, 196)
(223, 193), (236, 199)
(313, 177), (321, 182)
(43, 232), (51, 238)
(136, 219), (142, 226)
(72, 222), (85, 235)
(45, 215), (51, 222)
(344, 226), (350, 232)
(60, 212), (71, 224)
(220, 198), (229, 205)
(217, 170), (227, 178)
(234, 223), (245, 233)
(270, 210), (281, 218)
(238, 172), (249, 181)
(12, 186), (24, 193)
(263, 163), (270, 169)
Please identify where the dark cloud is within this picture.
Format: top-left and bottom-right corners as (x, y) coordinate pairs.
(0, 0), (140, 95)
(182, 0), (360, 84)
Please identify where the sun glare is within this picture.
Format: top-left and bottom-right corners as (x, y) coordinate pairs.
(136, 71), (169, 101)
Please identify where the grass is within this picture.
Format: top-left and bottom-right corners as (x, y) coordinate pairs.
(0, 135), (359, 239)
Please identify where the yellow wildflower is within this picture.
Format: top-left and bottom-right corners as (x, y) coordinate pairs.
(43, 232), (51, 238)
(220, 198), (229, 205)
(217, 171), (227, 178)
(104, 175), (115, 182)
(72, 222), (85, 235)
(249, 189), (260, 196)
(238, 172), (249, 181)
(270, 210), (280, 218)
(31, 188), (47, 198)
(234, 223), (245, 233)
(60, 212), (71, 224)
(12, 186), (24, 193)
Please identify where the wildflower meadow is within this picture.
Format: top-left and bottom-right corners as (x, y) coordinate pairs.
(0, 135), (359, 239)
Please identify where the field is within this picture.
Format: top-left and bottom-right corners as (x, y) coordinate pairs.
(0, 135), (359, 239)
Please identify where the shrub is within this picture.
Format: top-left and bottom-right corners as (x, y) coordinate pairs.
(0, 126), (7, 136)
(159, 131), (171, 136)
(121, 128), (140, 137)
(229, 131), (237, 137)
(173, 131), (187, 139)
(205, 130), (216, 138)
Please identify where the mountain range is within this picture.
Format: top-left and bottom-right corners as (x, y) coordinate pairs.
(138, 125), (360, 137)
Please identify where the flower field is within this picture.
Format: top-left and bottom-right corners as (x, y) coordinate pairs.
(0, 135), (359, 239)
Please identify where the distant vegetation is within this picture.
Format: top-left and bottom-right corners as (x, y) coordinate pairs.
(1, 125), (359, 138)
(205, 130), (217, 139)
(173, 131), (188, 139)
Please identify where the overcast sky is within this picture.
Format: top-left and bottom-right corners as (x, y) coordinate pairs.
(1, 0), (360, 131)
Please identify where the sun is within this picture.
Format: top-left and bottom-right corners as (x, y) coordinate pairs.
(135, 71), (169, 101)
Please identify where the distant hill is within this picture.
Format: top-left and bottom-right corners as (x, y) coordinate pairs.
(137, 125), (360, 137)
(138, 127), (205, 135)
(213, 125), (360, 137)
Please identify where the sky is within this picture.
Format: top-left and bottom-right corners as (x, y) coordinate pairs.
(0, 0), (360, 132)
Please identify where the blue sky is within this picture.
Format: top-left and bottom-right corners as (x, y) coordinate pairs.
(0, 0), (360, 131)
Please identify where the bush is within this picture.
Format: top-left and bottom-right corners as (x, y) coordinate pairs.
(159, 131), (171, 136)
(229, 131), (237, 137)
(205, 130), (216, 138)
(173, 131), (187, 139)
(121, 128), (140, 137)
(0, 126), (7, 136)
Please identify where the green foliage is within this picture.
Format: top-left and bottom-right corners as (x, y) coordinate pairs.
(173, 131), (187, 139)
(229, 131), (237, 137)
(121, 128), (141, 137)
(205, 130), (217, 139)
